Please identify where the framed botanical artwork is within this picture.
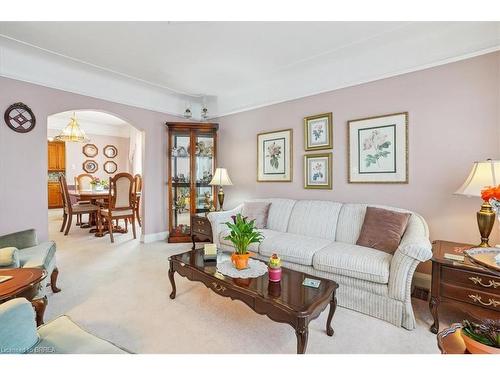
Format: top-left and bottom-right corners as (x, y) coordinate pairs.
(348, 112), (408, 183)
(304, 153), (332, 189)
(304, 112), (332, 151)
(257, 129), (292, 182)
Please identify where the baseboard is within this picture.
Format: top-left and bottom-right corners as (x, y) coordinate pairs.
(140, 231), (169, 243)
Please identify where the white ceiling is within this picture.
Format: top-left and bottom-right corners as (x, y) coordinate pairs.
(1, 21), (500, 117)
(48, 110), (131, 138)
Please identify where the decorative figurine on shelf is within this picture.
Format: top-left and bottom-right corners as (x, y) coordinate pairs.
(268, 254), (282, 282)
(203, 191), (213, 211)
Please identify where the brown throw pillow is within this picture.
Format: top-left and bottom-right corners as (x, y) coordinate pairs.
(356, 207), (411, 254)
(241, 202), (271, 229)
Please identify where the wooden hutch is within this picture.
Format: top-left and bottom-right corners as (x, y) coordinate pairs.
(166, 122), (218, 243)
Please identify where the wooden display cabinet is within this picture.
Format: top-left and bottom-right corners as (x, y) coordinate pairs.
(166, 122), (218, 243)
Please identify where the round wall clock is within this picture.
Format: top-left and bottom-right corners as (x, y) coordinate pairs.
(104, 161), (118, 174)
(83, 144), (98, 157)
(4, 102), (36, 133)
(83, 160), (98, 174)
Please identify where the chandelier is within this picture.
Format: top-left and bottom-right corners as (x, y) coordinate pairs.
(54, 113), (90, 143)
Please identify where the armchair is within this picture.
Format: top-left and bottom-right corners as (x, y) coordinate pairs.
(0, 298), (129, 354)
(0, 229), (60, 294)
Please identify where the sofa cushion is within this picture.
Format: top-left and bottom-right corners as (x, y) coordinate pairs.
(287, 200), (342, 240)
(35, 316), (127, 354)
(0, 247), (20, 268)
(313, 242), (392, 284)
(219, 229), (281, 253)
(252, 198), (296, 232)
(19, 241), (56, 270)
(356, 207), (410, 253)
(241, 202), (271, 229)
(259, 233), (332, 266)
(0, 298), (39, 354)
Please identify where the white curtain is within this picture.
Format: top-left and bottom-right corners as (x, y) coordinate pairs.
(128, 126), (143, 176)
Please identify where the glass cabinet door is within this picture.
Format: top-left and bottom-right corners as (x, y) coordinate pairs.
(170, 132), (191, 236)
(194, 133), (216, 216)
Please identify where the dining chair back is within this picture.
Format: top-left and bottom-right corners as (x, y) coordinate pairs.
(133, 174), (143, 227)
(58, 175), (72, 213)
(75, 174), (95, 190)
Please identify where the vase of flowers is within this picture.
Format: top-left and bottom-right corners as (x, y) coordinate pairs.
(224, 214), (263, 270)
(268, 253), (282, 282)
(461, 318), (500, 354)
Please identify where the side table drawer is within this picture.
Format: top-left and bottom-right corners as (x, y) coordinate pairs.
(441, 266), (500, 292)
(441, 284), (500, 312)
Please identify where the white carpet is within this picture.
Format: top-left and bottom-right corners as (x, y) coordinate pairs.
(45, 209), (458, 354)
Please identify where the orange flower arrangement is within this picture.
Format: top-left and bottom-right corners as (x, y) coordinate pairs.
(480, 185), (500, 202)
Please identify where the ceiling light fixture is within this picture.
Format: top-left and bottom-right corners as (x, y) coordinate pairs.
(54, 112), (90, 143)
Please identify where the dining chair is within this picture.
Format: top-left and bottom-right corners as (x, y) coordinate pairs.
(59, 175), (99, 235)
(97, 173), (136, 243)
(133, 174), (142, 227)
(74, 173), (95, 225)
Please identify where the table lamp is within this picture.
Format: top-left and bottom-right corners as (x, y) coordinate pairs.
(209, 168), (233, 211)
(455, 159), (500, 247)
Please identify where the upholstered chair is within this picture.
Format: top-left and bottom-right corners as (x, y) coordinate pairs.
(0, 298), (129, 354)
(98, 173), (136, 243)
(133, 174), (142, 227)
(0, 229), (60, 294)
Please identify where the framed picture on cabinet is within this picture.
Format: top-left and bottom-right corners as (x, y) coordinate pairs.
(304, 112), (332, 151)
(348, 112), (408, 183)
(304, 153), (332, 189)
(257, 129), (292, 182)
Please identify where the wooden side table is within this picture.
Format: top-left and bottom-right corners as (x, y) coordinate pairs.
(429, 240), (500, 334)
(0, 268), (48, 326)
(191, 215), (213, 250)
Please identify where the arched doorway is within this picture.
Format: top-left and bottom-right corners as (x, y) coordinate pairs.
(46, 110), (144, 242)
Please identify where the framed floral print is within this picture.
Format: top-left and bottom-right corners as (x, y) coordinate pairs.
(304, 112), (332, 151)
(348, 112), (408, 183)
(257, 129), (292, 182)
(304, 153), (332, 189)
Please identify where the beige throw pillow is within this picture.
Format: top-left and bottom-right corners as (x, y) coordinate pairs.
(241, 202), (271, 229)
(356, 207), (411, 254)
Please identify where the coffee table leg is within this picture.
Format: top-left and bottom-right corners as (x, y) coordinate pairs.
(32, 296), (47, 327)
(326, 290), (337, 336)
(295, 318), (309, 354)
(168, 259), (176, 299)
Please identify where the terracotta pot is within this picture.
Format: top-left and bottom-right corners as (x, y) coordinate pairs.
(461, 330), (500, 354)
(231, 252), (253, 270)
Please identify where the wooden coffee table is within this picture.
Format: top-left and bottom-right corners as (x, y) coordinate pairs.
(168, 250), (338, 354)
(0, 268), (48, 326)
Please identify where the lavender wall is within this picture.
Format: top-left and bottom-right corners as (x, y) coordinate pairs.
(215, 52), (500, 247)
(0, 77), (181, 241)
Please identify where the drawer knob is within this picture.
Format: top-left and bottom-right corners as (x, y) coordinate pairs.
(468, 294), (500, 307)
(212, 282), (226, 292)
(468, 276), (500, 289)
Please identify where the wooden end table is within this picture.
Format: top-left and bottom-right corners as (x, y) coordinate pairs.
(168, 250), (338, 354)
(429, 240), (500, 334)
(191, 215), (213, 250)
(0, 268), (48, 326)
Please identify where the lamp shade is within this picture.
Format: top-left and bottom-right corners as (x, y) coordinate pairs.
(209, 168), (233, 186)
(54, 113), (90, 143)
(455, 160), (500, 197)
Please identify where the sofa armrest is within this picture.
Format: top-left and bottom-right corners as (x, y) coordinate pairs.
(0, 298), (39, 354)
(0, 229), (38, 250)
(0, 247), (20, 268)
(207, 204), (244, 246)
(397, 238), (433, 262)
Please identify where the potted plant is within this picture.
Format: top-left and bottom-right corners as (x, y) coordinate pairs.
(461, 318), (500, 354)
(224, 214), (263, 270)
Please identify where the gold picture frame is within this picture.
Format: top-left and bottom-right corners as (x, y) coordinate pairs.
(347, 112), (408, 184)
(304, 112), (333, 151)
(304, 153), (332, 189)
(257, 129), (293, 182)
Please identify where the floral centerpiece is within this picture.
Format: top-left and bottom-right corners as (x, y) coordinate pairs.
(224, 214), (263, 270)
(461, 318), (500, 354)
(90, 178), (108, 191)
(481, 185), (500, 211)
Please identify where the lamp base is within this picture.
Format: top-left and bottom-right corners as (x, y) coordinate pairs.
(477, 202), (496, 248)
(218, 187), (225, 211)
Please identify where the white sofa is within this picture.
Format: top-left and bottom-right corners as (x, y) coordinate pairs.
(207, 199), (432, 330)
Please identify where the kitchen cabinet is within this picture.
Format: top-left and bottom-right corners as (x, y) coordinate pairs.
(48, 141), (65, 171)
(48, 182), (63, 208)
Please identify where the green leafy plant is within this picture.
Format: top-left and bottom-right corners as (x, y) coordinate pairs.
(224, 214), (263, 255)
(462, 318), (500, 348)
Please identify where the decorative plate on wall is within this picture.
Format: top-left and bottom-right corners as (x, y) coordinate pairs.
(4, 102), (36, 133)
(83, 160), (98, 174)
(83, 144), (98, 157)
(103, 145), (118, 158)
(104, 161), (118, 174)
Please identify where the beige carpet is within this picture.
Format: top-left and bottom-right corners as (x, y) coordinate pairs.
(45, 209), (458, 354)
